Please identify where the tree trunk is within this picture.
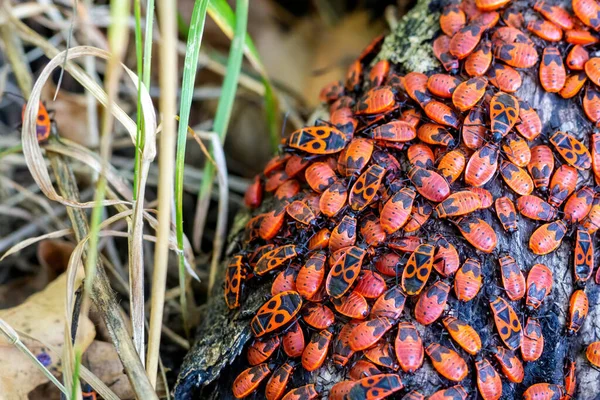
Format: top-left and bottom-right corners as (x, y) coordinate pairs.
(175, 0), (600, 398)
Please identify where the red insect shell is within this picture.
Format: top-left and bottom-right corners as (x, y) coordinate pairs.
(247, 336), (281, 366)
(453, 215), (497, 253)
(349, 317), (393, 351)
(255, 245), (297, 276)
(523, 384), (564, 400)
(244, 176), (263, 209)
(492, 346), (524, 383)
(568, 289), (589, 334)
(370, 120), (417, 142)
(414, 281), (450, 325)
(281, 384), (318, 400)
(348, 164), (386, 211)
(502, 8), (525, 29)
(334, 291), (369, 319)
(584, 84), (600, 124)
(529, 220), (568, 255)
(329, 381), (356, 400)
(404, 72), (431, 105)
(548, 165), (578, 207)
(332, 320), (359, 366)
(443, 316), (482, 355)
(380, 187), (416, 234)
(394, 321), (424, 373)
(282, 321), (305, 358)
(319, 80), (345, 103)
(454, 258), (483, 301)
(345, 59), (362, 91)
(516, 99), (542, 141)
(465, 143), (499, 187)
(465, 40), (492, 76)
(500, 160), (534, 196)
(452, 76), (487, 111)
(374, 251), (401, 276)
(225, 255), (244, 309)
(573, 0), (600, 31)
(265, 170), (290, 193)
(272, 266), (298, 295)
(329, 215), (357, 252)
(495, 197), (518, 233)
(330, 106), (358, 139)
(517, 195), (557, 221)
(404, 202), (434, 232)
(23, 102), (51, 142)
(326, 246), (365, 298)
(407, 143), (435, 168)
(354, 270), (386, 299)
(303, 303), (335, 330)
(438, 149), (466, 184)
(475, 0), (510, 11)
(360, 212), (387, 247)
(494, 42), (539, 69)
(492, 26), (534, 45)
(433, 236), (460, 277)
(526, 263), (553, 310)
(369, 60), (390, 87)
(428, 386), (468, 400)
(363, 341), (399, 370)
(427, 74), (461, 99)
(232, 363), (271, 399)
(347, 374), (403, 399)
(251, 291), (302, 337)
(592, 132), (600, 184)
(550, 131), (592, 170)
(426, 343), (469, 382)
(521, 317), (544, 362)
(288, 126), (348, 155)
(399, 108), (423, 128)
(301, 329), (332, 372)
(502, 133), (530, 167)
(286, 200), (316, 225)
(433, 35), (460, 72)
(488, 63), (522, 93)
(587, 342), (600, 367)
(274, 180), (301, 202)
(408, 166), (451, 202)
(440, 4), (466, 36)
(489, 296), (523, 350)
(435, 190), (482, 218)
(539, 47), (566, 92)
(348, 360), (381, 381)
(423, 100), (460, 128)
(567, 45), (590, 70)
(527, 19), (563, 41)
(564, 186), (595, 223)
(470, 186), (493, 208)
(462, 108), (486, 149)
(450, 24), (486, 59)
(528, 145), (554, 193)
(371, 285), (407, 319)
(498, 254), (526, 301)
(265, 362), (295, 400)
(476, 359), (502, 400)
(565, 360), (577, 398)
(402, 243), (435, 295)
(560, 72), (587, 99)
(534, 0), (574, 29)
(355, 86), (396, 115)
(305, 162), (336, 193)
(585, 195), (600, 235)
(565, 28), (600, 45)
(319, 181), (348, 217)
(473, 11), (500, 29)
(490, 92), (520, 142)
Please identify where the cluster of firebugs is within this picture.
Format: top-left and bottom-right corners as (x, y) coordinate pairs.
(222, 0), (600, 398)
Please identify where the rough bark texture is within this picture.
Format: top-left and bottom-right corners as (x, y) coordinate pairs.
(175, 0), (600, 398)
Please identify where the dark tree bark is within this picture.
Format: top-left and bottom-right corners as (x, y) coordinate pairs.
(175, 0), (600, 398)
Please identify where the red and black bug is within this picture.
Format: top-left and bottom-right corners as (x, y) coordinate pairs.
(452, 215), (498, 253)
(394, 321), (424, 373)
(529, 220), (568, 255)
(526, 263), (553, 310)
(517, 195), (557, 221)
(523, 384), (564, 400)
(288, 126), (349, 155)
(233, 364), (271, 398)
(550, 131), (592, 170)
(443, 316), (482, 355)
(428, 386), (468, 400)
(548, 165), (578, 207)
(495, 197), (518, 233)
(492, 346), (524, 383)
(528, 145), (554, 193)
(401, 243), (435, 295)
(302, 329), (332, 371)
(490, 295), (523, 350)
(265, 362), (295, 400)
(326, 246), (366, 298)
(476, 358), (502, 400)
(465, 142), (500, 187)
(568, 289), (589, 334)
(454, 258), (483, 301)
(426, 343), (469, 382)
(251, 291), (303, 337)
(414, 280), (450, 325)
(490, 92), (520, 142)
(521, 317), (544, 362)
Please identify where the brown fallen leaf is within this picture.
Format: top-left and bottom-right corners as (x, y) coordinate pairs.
(0, 271), (95, 399)
(83, 341), (134, 399)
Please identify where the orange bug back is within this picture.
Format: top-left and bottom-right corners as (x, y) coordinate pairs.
(493, 42), (539, 69)
(408, 165), (451, 202)
(526, 263), (553, 310)
(380, 187), (416, 233)
(251, 291), (302, 337)
(500, 160), (534, 196)
(437, 149), (466, 184)
(428, 385), (468, 400)
(369, 60), (390, 87)
(489, 295), (522, 350)
(232, 364), (271, 398)
(22, 101), (52, 142)
(550, 131), (592, 170)
(281, 384), (318, 400)
(348, 360), (381, 380)
(348, 164), (386, 211)
(586, 342), (600, 367)
(425, 343), (469, 382)
(454, 258), (483, 301)
(492, 346), (524, 383)
(301, 329), (332, 371)
(247, 336), (280, 366)
(452, 215), (497, 253)
(394, 321), (424, 373)
(355, 86), (396, 115)
(450, 23), (485, 59)
(527, 19), (563, 42)
(465, 39), (492, 76)
(462, 108), (486, 150)
(332, 320), (359, 366)
(427, 74), (461, 99)
(534, 0), (574, 29)
(452, 76), (487, 112)
(564, 186), (595, 223)
(567, 45), (589, 70)
(326, 246), (366, 298)
(488, 63), (522, 93)
(401, 243), (435, 295)
(348, 317), (393, 351)
(517, 195), (557, 221)
(475, 358), (502, 400)
(465, 142), (500, 187)
(516, 99), (542, 141)
(440, 4), (466, 36)
(529, 220), (568, 255)
(564, 359), (577, 398)
(265, 362), (295, 400)
(371, 285), (406, 319)
(490, 92), (520, 142)
(433, 35), (460, 72)
(548, 165), (578, 207)
(523, 383), (564, 400)
(414, 280), (450, 325)
(288, 126), (349, 155)
(347, 374), (403, 400)
(498, 254), (526, 301)
(502, 133), (530, 167)
(495, 196), (518, 233)
(521, 317), (544, 362)
(443, 316), (482, 355)
(568, 289), (589, 334)
(528, 145), (554, 193)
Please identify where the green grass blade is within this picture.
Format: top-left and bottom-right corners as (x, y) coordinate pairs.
(133, 0), (144, 197)
(175, 0), (210, 333)
(208, 0), (279, 150)
(142, 0), (155, 88)
(195, 0), (248, 291)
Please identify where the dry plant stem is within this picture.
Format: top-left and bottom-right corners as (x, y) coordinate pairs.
(146, 0), (177, 388)
(0, 19), (32, 96)
(48, 151), (157, 399)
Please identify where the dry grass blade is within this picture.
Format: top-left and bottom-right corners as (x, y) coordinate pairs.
(0, 228), (72, 261)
